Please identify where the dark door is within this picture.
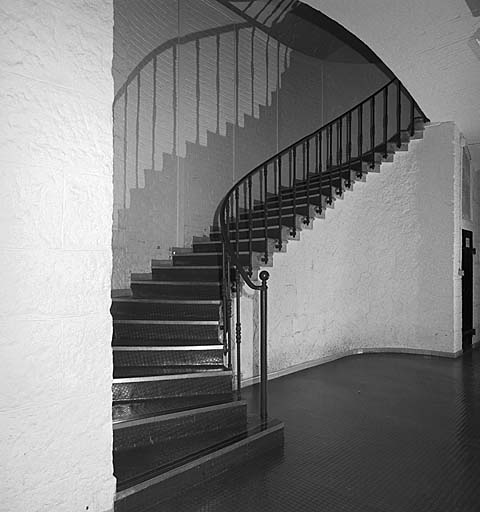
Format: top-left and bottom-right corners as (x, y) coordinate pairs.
(462, 230), (474, 351)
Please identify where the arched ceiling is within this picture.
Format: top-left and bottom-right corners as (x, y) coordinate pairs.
(301, 0), (480, 166)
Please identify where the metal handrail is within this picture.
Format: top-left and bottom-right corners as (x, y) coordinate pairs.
(219, 77), (429, 422)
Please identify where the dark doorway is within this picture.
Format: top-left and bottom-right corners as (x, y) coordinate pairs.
(462, 230), (475, 351)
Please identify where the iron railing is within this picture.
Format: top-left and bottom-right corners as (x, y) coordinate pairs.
(219, 77), (429, 422)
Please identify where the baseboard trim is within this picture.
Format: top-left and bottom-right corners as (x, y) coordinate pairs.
(241, 346), (463, 388)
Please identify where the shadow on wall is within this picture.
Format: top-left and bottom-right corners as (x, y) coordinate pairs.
(112, 0), (389, 289)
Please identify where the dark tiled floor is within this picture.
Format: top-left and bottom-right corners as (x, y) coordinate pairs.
(149, 349), (480, 512)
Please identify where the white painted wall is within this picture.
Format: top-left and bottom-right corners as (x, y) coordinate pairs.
(302, 0), (480, 169)
(239, 122), (463, 383)
(0, 1), (116, 511)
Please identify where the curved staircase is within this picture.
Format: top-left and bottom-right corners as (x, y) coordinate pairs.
(112, 61), (429, 511)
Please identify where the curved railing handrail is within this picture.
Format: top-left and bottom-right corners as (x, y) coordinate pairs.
(113, 21), (252, 106)
(219, 76), (429, 290)
(219, 76), (429, 420)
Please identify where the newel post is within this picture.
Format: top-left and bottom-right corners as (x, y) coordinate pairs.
(259, 270), (270, 423)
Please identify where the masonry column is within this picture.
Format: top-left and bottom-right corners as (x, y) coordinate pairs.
(0, 1), (116, 511)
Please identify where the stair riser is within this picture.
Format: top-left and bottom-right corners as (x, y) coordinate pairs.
(173, 253), (259, 267)
(113, 349), (223, 368)
(151, 267), (225, 282)
(114, 422), (284, 512)
(113, 375), (232, 401)
(210, 227), (289, 242)
(113, 323), (220, 346)
(114, 402), (247, 452)
(193, 240), (277, 254)
(111, 302), (220, 322)
(131, 283), (221, 300)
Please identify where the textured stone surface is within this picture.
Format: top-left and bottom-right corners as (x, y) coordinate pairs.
(0, 0), (115, 510)
(240, 123), (462, 382)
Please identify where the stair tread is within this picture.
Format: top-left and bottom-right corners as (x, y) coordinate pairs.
(113, 393), (235, 424)
(114, 365), (227, 378)
(114, 417), (282, 491)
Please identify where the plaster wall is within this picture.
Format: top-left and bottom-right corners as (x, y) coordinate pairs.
(239, 122), (460, 383)
(0, 1), (115, 510)
(112, 0), (387, 289)
(302, 0), (480, 168)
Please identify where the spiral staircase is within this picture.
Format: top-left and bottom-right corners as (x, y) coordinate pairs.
(112, 73), (428, 511)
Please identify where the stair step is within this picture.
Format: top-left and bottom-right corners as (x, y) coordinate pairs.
(209, 225), (291, 242)
(114, 400), (247, 452)
(113, 346), (224, 368)
(112, 394), (234, 423)
(151, 265), (224, 282)
(192, 238), (281, 254)
(131, 280), (222, 300)
(172, 251), (272, 268)
(111, 298), (220, 321)
(114, 365), (226, 378)
(114, 418), (284, 511)
(113, 320), (220, 346)
(113, 371), (233, 401)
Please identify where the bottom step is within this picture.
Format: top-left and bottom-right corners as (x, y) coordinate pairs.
(114, 418), (284, 512)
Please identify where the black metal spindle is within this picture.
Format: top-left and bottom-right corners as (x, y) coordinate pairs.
(259, 270), (269, 423)
(410, 92), (415, 136)
(358, 103), (363, 172)
(347, 112), (352, 188)
(383, 86), (388, 158)
(235, 187), (240, 263)
(263, 166), (268, 264)
(305, 140), (310, 225)
(338, 118), (343, 192)
(397, 79), (402, 147)
(370, 96), (375, 167)
(328, 124), (333, 202)
(235, 272), (242, 398)
(277, 156), (283, 250)
(292, 147), (297, 235)
(248, 176), (253, 276)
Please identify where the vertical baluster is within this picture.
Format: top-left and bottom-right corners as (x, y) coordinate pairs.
(315, 132), (319, 174)
(259, 270), (269, 423)
(358, 103), (363, 176)
(277, 156), (283, 250)
(235, 271), (242, 398)
(338, 118), (343, 192)
(317, 131), (323, 216)
(396, 79), (402, 148)
(370, 96), (375, 168)
(410, 91), (415, 136)
(248, 176), (253, 276)
(221, 243), (229, 366)
(235, 187), (240, 265)
(305, 139), (310, 225)
(292, 147), (297, 236)
(347, 112), (352, 188)
(383, 85), (388, 158)
(263, 166), (269, 264)
(302, 139), (306, 180)
(328, 124), (333, 203)
(225, 200), (232, 370)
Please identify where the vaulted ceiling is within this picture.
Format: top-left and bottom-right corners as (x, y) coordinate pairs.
(301, 0), (480, 166)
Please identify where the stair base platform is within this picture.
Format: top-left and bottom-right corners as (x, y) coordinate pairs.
(114, 418), (284, 512)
